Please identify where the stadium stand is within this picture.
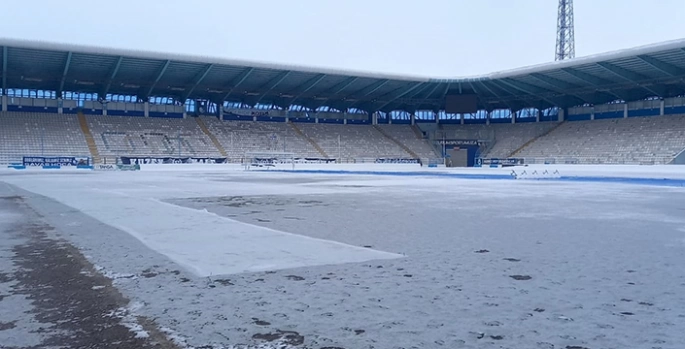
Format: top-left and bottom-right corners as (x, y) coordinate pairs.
(200, 118), (322, 160)
(86, 115), (222, 163)
(295, 123), (411, 161)
(0, 112), (91, 164)
(375, 124), (438, 159)
(514, 115), (685, 164)
(437, 122), (558, 158)
(3, 39), (685, 167)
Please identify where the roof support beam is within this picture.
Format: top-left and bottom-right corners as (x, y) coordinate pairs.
(101, 56), (123, 98)
(494, 79), (564, 108)
(374, 82), (426, 111)
(529, 73), (579, 90)
(252, 71), (292, 105)
(222, 67), (255, 102)
(410, 82), (442, 103)
(312, 77), (359, 109)
(560, 67), (626, 101)
(181, 64), (214, 102)
(473, 80), (516, 111)
(354, 79), (389, 97)
(509, 78), (589, 106)
(635, 55), (685, 77)
(289, 74), (326, 105)
(143, 60), (170, 100)
(409, 82), (438, 99)
(596, 62), (661, 96)
(330, 76), (359, 95)
(58, 52), (72, 98)
(2, 46), (7, 95)
(560, 68), (609, 86)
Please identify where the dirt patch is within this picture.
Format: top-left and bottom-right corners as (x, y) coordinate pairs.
(286, 275), (305, 281)
(252, 330), (304, 346)
(3, 195), (178, 349)
(510, 275), (532, 281)
(0, 320), (17, 331)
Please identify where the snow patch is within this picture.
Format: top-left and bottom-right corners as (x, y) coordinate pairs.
(105, 304), (149, 339)
(94, 265), (138, 282)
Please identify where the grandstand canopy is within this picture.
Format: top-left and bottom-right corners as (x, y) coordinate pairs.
(2, 37), (685, 113)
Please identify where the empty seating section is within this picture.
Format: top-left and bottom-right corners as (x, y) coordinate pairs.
(0, 112), (91, 163)
(87, 116), (221, 159)
(296, 124), (409, 160)
(439, 123), (557, 159)
(376, 125), (438, 159)
(517, 115), (685, 164)
(3, 110), (685, 165)
(485, 123), (558, 158)
(201, 118), (320, 159)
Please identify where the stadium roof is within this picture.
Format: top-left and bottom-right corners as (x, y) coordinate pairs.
(2, 37), (685, 113)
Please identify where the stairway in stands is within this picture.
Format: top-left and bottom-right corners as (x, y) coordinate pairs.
(289, 122), (328, 158)
(374, 125), (419, 159)
(195, 117), (228, 157)
(508, 121), (566, 158)
(77, 112), (101, 164)
(411, 124), (424, 139)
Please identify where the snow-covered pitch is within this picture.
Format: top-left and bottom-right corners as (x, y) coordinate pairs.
(1, 163), (684, 349)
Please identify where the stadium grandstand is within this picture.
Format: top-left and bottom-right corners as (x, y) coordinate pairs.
(2, 37), (685, 166)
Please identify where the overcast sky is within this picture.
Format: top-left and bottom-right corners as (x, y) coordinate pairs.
(1, 0), (684, 77)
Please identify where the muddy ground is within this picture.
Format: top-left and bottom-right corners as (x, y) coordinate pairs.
(0, 193), (178, 349)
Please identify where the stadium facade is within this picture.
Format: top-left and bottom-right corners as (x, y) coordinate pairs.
(1, 38), (685, 167)
(2, 37), (685, 121)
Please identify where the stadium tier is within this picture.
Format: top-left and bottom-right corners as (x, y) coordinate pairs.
(514, 114), (685, 165)
(0, 112), (90, 164)
(3, 110), (685, 165)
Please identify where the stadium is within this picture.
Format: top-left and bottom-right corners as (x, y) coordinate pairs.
(1, 1), (685, 349)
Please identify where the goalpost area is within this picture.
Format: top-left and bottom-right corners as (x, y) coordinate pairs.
(244, 152), (296, 170)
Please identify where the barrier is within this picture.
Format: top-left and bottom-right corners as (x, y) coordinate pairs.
(476, 158), (524, 168)
(94, 164), (118, 171)
(42, 165), (61, 170)
(117, 164), (141, 171)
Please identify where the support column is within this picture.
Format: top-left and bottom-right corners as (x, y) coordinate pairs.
(536, 109), (541, 122)
(144, 102), (150, 117)
(103, 103), (108, 116)
(57, 98), (63, 114)
(219, 106), (224, 120)
(511, 111), (516, 124)
(344, 118), (347, 125)
(435, 111), (439, 124)
(660, 99), (665, 116)
(590, 107), (595, 120)
(460, 113), (464, 125)
(410, 113), (415, 125)
(623, 103), (628, 118)
(372, 112), (378, 125)
(559, 108), (565, 122)
(486, 111), (491, 125)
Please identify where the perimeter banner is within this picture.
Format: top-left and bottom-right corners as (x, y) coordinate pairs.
(23, 156), (90, 167)
(120, 157), (227, 165)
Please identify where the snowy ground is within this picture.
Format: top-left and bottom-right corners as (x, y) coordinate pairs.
(1, 163), (685, 349)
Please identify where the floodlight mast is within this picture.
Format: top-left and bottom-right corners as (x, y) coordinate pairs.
(555, 0), (576, 61)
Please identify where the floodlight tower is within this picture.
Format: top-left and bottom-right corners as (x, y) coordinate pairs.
(555, 0), (575, 61)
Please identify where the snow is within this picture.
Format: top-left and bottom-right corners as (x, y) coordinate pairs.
(2, 163), (685, 348)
